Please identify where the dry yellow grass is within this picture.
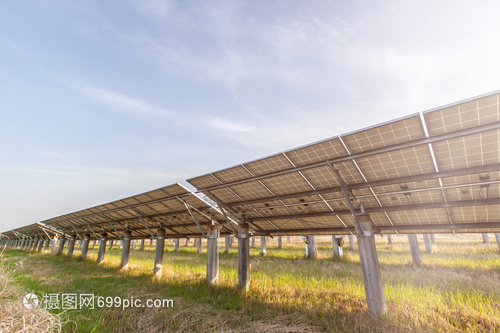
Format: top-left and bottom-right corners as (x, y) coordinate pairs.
(0, 254), (63, 332)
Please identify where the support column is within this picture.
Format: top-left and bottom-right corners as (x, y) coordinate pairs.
(131, 239), (137, 250)
(57, 235), (66, 255)
(32, 240), (39, 252)
(154, 229), (165, 278)
(108, 240), (114, 250)
(495, 233), (500, 252)
(356, 214), (387, 316)
(482, 233), (489, 243)
(97, 233), (108, 264)
(423, 234), (433, 253)
(80, 234), (90, 259)
(430, 234), (436, 243)
(238, 222), (250, 291)
(225, 237), (230, 254)
(140, 239), (145, 250)
(306, 235), (317, 259)
(27, 239), (34, 251)
(120, 231), (132, 270)
(332, 235), (343, 258)
(408, 234), (422, 265)
(174, 238), (179, 252)
(44, 239), (50, 252)
(185, 238), (189, 246)
(251, 236), (255, 248)
(287, 235), (291, 243)
(92, 240), (96, 248)
(349, 235), (355, 250)
(67, 236), (76, 257)
(50, 237), (58, 255)
(206, 225), (219, 285)
(197, 237), (202, 254)
(260, 236), (266, 256)
(37, 239), (44, 252)
(278, 236), (282, 249)
(387, 235), (392, 244)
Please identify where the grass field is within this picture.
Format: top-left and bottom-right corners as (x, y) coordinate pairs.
(1, 234), (499, 332)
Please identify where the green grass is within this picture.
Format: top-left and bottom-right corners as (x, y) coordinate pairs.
(2, 234), (500, 332)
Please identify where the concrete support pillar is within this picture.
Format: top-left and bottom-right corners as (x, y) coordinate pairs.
(67, 236), (76, 257)
(306, 235), (317, 259)
(174, 239), (179, 252)
(408, 234), (422, 265)
(495, 233), (500, 252)
(260, 236), (266, 256)
(57, 235), (66, 255)
(92, 240), (96, 248)
(77, 240), (82, 248)
(225, 237), (230, 254)
(238, 222), (250, 291)
(154, 229), (166, 278)
(278, 236), (282, 249)
(120, 231), (132, 269)
(287, 235), (291, 243)
(131, 239), (137, 250)
(251, 236), (255, 248)
(97, 233), (108, 264)
(44, 239), (50, 252)
(430, 234), (436, 243)
(27, 239), (33, 251)
(197, 237), (202, 254)
(80, 234), (90, 259)
(349, 235), (355, 250)
(19, 239), (25, 250)
(423, 234), (433, 253)
(387, 234), (392, 244)
(150, 239), (153, 245)
(32, 240), (39, 252)
(185, 238), (189, 246)
(37, 239), (43, 252)
(332, 235), (343, 258)
(206, 225), (219, 285)
(140, 239), (145, 250)
(482, 233), (489, 243)
(108, 240), (114, 250)
(50, 237), (58, 255)
(356, 214), (387, 316)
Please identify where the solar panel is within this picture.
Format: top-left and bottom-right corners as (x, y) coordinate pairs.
(188, 91), (500, 235)
(42, 183), (234, 240)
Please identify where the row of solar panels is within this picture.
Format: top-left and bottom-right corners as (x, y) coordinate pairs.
(3, 91), (500, 241)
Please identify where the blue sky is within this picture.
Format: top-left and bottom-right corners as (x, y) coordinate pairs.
(1, 0), (500, 232)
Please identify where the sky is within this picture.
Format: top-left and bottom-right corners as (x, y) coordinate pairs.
(1, 0), (500, 232)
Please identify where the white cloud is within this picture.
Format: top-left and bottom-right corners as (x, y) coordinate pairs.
(206, 117), (256, 133)
(80, 85), (174, 118)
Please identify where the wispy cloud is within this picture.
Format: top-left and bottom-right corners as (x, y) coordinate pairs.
(206, 117), (256, 133)
(80, 85), (174, 118)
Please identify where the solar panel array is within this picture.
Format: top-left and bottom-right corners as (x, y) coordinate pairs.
(187, 92), (500, 235)
(3, 92), (500, 240)
(38, 183), (234, 240)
